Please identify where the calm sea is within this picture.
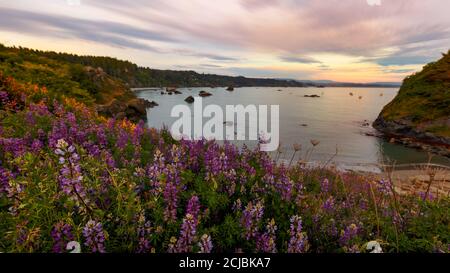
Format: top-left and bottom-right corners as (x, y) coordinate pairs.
(136, 87), (450, 172)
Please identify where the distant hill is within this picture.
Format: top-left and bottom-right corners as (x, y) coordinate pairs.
(0, 44), (148, 121)
(286, 79), (401, 88)
(0, 44), (400, 89)
(374, 50), (450, 154)
(0, 45), (311, 88)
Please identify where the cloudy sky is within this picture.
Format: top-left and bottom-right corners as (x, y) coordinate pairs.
(1, 0), (449, 82)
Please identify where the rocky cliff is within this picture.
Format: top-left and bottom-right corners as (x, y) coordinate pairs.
(373, 51), (450, 156)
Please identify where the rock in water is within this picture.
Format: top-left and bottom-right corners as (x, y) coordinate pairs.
(185, 96), (195, 103)
(199, 91), (212, 97)
(97, 98), (148, 122)
(143, 99), (158, 108)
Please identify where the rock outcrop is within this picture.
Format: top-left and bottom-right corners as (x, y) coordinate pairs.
(185, 96), (195, 103)
(96, 98), (156, 122)
(199, 91), (212, 97)
(373, 51), (450, 157)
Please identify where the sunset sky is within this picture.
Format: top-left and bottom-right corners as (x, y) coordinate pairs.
(1, 0), (449, 83)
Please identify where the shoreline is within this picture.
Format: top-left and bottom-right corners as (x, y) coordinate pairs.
(373, 116), (450, 158)
(131, 85), (400, 91)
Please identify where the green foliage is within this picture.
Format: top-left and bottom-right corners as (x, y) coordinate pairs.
(380, 51), (450, 137)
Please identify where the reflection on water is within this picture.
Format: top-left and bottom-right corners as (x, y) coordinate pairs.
(136, 86), (450, 170)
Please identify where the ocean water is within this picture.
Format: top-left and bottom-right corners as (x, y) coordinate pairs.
(136, 87), (450, 171)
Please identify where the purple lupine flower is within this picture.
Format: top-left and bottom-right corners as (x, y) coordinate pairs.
(321, 178), (330, 193)
(96, 126), (108, 148)
(419, 191), (435, 201)
(204, 143), (238, 195)
(49, 119), (69, 149)
(0, 167), (12, 195)
(116, 129), (129, 150)
(82, 220), (106, 253)
(359, 199), (368, 210)
(198, 234), (213, 253)
(277, 173), (293, 201)
(377, 179), (392, 195)
(0, 138), (26, 157)
(136, 218), (153, 253)
(187, 195), (200, 220)
(30, 139), (43, 153)
(294, 181), (304, 204)
(256, 219), (277, 253)
(287, 215), (309, 253)
(0, 91), (9, 106)
(25, 111), (36, 126)
(51, 222), (74, 253)
(339, 223), (359, 248)
(322, 196), (335, 212)
(163, 182), (178, 222)
(241, 201), (264, 240)
(55, 139), (87, 202)
(103, 150), (116, 168)
(167, 236), (177, 253)
(29, 103), (51, 116)
(132, 121), (145, 146)
(232, 199), (242, 213)
(175, 213), (197, 253)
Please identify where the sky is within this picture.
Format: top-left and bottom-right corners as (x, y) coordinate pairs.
(0, 0), (449, 83)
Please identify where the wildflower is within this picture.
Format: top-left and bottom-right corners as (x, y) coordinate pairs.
(51, 222), (74, 253)
(257, 219), (277, 253)
(322, 196), (335, 212)
(321, 178), (330, 193)
(377, 179), (392, 195)
(82, 220), (106, 253)
(167, 236), (177, 253)
(186, 195), (200, 220)
(339, 223), (359, 248)
(163, 182), (178, 222)
(232, 199), (242, 213)
(241, 201), (264, 240)
(55, 139), (87, 203)
(198, 234), (213, 253)
(175, 214), (197, 252)
(0, 91), (9, 105)
(287, 215), (309, 253)
(0, 167), (12, 195)
(276, 173), (293, 201)
(136, 218), (153, 253)
(419, 191), (435, 201)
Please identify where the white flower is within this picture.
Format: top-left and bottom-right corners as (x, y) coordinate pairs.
(366, 241), (383, 253)
(56, 139), (68, 149)
(66, 241), (81, 253)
